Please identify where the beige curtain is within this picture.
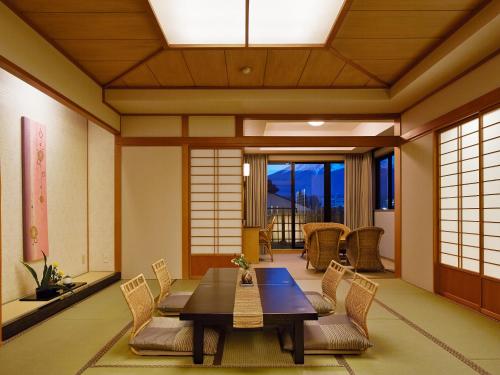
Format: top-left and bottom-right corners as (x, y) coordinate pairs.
(244, 154), (268, 228)
(345, 153), (373, 229)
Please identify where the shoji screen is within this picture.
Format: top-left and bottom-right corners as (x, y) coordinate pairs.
(439, 118), (480, 272)
(482, 108), (500, 279)
(190, 149), (242, 255)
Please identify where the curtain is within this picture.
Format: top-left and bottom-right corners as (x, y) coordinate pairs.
(345, 153), (373, 229)
(243, 154), (268, 228)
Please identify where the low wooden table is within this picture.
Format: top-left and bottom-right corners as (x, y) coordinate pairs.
(180, 267), (318, 364)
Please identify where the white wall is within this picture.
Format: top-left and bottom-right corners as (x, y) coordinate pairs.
(0, 68), (88, 302)
(401, 134), (434, 291)
(375, 210), (394, 260)
(121, 147), (182, 279)
(88, 122), (115, 271)
(121, 116), (182, 137)
(400, 55), (500, 292)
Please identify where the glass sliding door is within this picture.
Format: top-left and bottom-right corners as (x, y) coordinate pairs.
(294, 163), (325, 247)
(267, 161), (344, 249)
(267, 163), (293, 248)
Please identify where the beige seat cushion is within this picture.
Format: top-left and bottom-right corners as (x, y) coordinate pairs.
(304, 291), (335, 315)
(282, 315), (372, 354)
(157, 292), (192, 313)
(130, 317), (219, 354)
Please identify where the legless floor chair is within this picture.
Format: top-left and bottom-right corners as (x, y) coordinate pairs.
(152, 259), (192, 315)
(120, 274), (219, 356)
(304, 260), (346, 315)
(282, 273), (378, 354)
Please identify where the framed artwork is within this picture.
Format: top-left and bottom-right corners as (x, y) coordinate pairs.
(22, 117), (49, 261)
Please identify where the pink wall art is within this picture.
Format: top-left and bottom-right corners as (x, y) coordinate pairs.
(22, 117), (49, 261)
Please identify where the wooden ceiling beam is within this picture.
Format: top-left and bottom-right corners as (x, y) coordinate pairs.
(119, 135), (403, 148)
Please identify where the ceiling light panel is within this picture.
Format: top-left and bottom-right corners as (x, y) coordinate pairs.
(149, 0), (246, 46)
(249, 0), (344, 46)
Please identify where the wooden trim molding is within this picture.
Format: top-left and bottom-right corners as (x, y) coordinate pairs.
(394, 147), (402, 277)
(114, 138), (122, 272)
(0, 56), (119, 136)
(402, 87), (500, 141)
(119, 136), (403, 148)
(181, 116), (189, 137)
(182, 144), (190, 279)
(235, 117), (244, 137)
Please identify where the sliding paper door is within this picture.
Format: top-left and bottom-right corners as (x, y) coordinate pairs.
(437, 106), (500, 319)
(190, 149), (242, 258)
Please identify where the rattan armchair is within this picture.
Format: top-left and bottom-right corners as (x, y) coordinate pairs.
(345, 227), (385, 272)
(282, 273), (378, 354)
(304, 260), (346, 315)
(302, 222), (350, 258)
(306, 227), (344, 271)
(120, 274), (219, 356)
(152, 258), (192, 315)
(259, 216), (276, 261)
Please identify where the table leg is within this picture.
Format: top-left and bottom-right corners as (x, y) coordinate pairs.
(193, 320), (204, 364)
(293, 320), (304, 364)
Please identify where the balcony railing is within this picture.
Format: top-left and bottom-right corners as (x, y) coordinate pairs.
(267, 206), (345, 248)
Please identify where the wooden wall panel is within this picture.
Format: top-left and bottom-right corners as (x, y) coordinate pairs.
(481, 278), (500, 319)
(438, 265), (481, 308)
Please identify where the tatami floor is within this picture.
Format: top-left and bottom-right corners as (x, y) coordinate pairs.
(0, 265), (498, 375)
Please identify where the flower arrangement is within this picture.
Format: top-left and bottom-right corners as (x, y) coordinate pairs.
(21, 251), (71, 298)
(231, 254), (250, 270)
(231, 254), (253, 285)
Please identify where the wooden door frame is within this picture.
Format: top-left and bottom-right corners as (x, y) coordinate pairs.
(433, 103), (500, 320)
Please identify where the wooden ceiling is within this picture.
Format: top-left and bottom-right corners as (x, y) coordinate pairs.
(3, 0), (488, 89)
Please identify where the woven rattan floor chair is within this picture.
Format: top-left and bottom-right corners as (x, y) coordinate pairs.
(152, 258), (192, 315)
(303, 260), (346, 315)
(345, 227), (385, 272)
(120, 274), (219, 356)
(282, 273), (378, 354)
(306, 227), (344, 271)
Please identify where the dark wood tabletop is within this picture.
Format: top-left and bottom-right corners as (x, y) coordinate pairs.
(180, 267), (318, 364)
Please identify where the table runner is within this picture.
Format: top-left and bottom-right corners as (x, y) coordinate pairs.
(233, 268), (263, 328)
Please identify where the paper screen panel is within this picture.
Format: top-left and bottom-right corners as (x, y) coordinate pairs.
(190, 148), (242, 255)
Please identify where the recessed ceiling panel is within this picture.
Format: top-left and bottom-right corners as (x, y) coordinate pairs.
(149, 0), (246, 46)
(249, 0), (344, 46)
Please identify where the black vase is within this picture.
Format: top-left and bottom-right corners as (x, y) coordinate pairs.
(35, 287), (60, 300)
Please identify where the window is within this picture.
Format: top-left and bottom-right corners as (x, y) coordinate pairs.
(267, 161), (344, 248)
(375, 153), (395, 209)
